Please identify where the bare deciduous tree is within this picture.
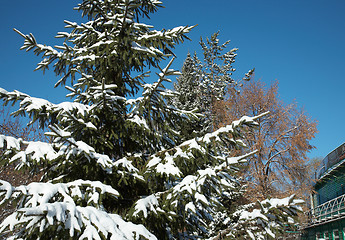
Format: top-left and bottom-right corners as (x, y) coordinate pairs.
(0, 105), (46, 223)
(214, 80), (318, 201)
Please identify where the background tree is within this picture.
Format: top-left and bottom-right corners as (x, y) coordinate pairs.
(169, 52), (206, 141)
(199, 32), (252, 129)
(0, 105), (46, 142)
(0, 105), (46, 225)
(214, 80), (318, 201)
(172, 31), (254, 136)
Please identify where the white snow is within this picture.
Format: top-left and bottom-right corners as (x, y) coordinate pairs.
(127, 115), (149, 130)
(13, 141), (57, 163)
(0, 135), (22, 150)
(173, 175), (197, 195)
(133, 195), (162, 218)
(114, 157), (140, 173)
(0, 180), (119, 214)
(0, 203), (157, 240)
(185, 202), (196, 213)
(0, 87), (9, 95)
(195, 192), (209, 205)
(155, 152), (182, 177)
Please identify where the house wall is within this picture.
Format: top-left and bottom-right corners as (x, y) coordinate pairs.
(314, 167), (345, 206)
(302, 218), (345, 240)
(302, 143), (345, 240)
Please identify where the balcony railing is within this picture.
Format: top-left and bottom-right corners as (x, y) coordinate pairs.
(304, 193), (345, 228)
(315, 142), (345, 180)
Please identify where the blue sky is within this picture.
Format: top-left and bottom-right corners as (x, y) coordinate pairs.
(0, 0), (344, 159)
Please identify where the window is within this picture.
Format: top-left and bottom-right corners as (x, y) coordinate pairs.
(333, 229), (340, 240)
(316, 232), (322, 240)
(324, 231), (329, 240)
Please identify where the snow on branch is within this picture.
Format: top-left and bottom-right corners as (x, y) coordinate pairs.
(87, 81), (127, 110)
(0, 203), (156, 240)
(135, 114), (267, 235)
(0, 87), (28, 103)
(145, 114), (264, 178)
(0, 134), (58, 169)
(125, 57), (184, 135)
(0, 180), (125, 239)
(131, 41), (163, 56)
(231, 195), (304, 240)
(0, 126), (144, 181)
(13, 28), (63, 72)
(131, 194), (164, 219)
(0, 135), (23, 151)
(46, 126), (116, 173)
(0, 129), (113, 174)
(46, 125), (145, 181)
(0, 179), (153, 240)
(141, 57), (177, 101)
(0, 179), (119, 208)
(113, 157), (145, 181)
(201, 113), (268, 144)
(0, 87), (92, 126)
(137, 25), (194, 43)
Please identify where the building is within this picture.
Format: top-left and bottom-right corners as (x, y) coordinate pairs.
(302, 143), (345, 240)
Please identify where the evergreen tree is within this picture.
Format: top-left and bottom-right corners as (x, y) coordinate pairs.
(170, 52), (206, 141)
(199, 32), (238, 100)
(173, 32), (255, 132)
(172, 53), (201, 112)
(0, 1), (302, 239)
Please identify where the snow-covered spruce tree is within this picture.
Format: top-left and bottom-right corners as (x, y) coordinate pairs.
(0, 1), (303, 239)
(199, 31), (252, 100)
(188, 32), (255, 130)
(171, 32), (255, 140)
(169, 52), (207, 141)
